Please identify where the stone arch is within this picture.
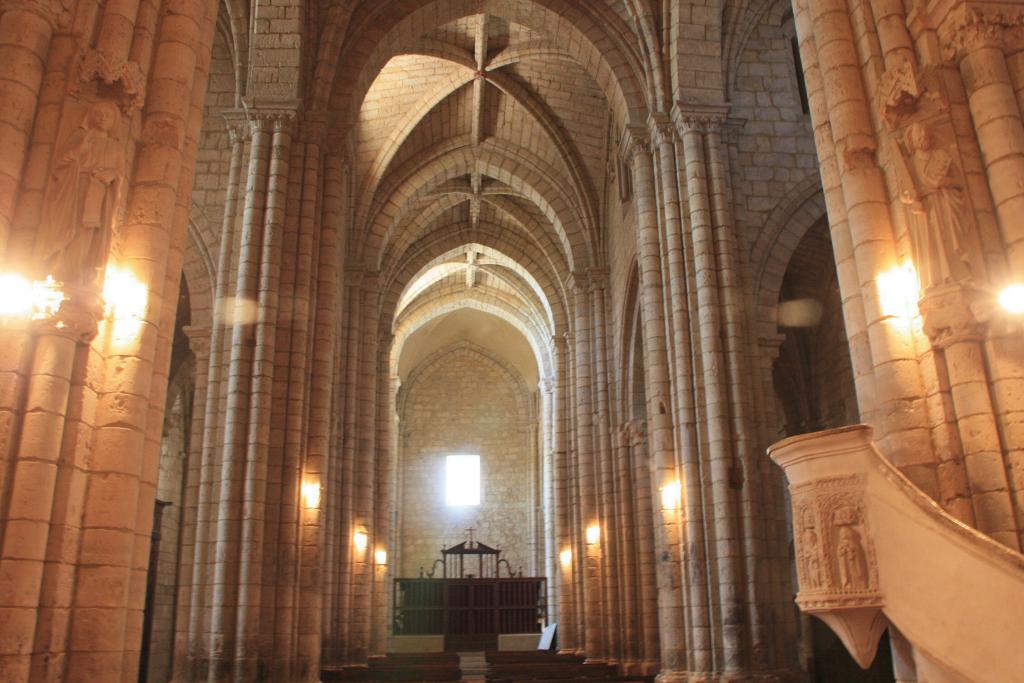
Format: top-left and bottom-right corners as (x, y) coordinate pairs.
(379, 227), (571, 338)
(393, 292), (553, 382)
(750, 174), (827, 338)
(183, 213), (216, 330)
(398, 340), (532, 424)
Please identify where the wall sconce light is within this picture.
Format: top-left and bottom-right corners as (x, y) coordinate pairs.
(301, 480), (321, 508)
(999, 284), (1024, 314)
(660, 480), (682, 511)
(353, 528), (369, 552)
(0, 273), (65, 320)
(585, 524), (600, 545)
(559, 548), (573, 568)
(876, 262), (920, 327)
(374, 549), (388, 566)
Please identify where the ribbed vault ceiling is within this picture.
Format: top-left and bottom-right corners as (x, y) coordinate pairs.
(345, 5), (633, 383)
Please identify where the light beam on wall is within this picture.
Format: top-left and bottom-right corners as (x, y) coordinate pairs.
(559, 548), (573, 569)
(585, 524), (600, 545)
(375, 549), (388, 565)
(354, 528), (369, 552)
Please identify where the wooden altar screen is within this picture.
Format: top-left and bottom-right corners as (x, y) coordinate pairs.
(393, 538), (546, 651)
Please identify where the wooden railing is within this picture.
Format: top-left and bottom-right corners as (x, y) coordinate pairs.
(393, 578), (546, 639)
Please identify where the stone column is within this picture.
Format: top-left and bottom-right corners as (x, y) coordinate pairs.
(677, 111), (748, 677)
(946, 12), (1024, 277)
(571, 274), (604, 661)
(0, 302), (100, 682)
(184, 112), (247, 671)
(796, 0), (940, 494)
(0, 0), (59, 256)
(303, 148), (344, 678)
(350, 274), (380, 663)
(589, 276), (620, 662)
(235, 111), (293, 681)
(207, 112), (272, 679)
(622, 126), (686, 682)
(551, 334), (576, 653)
(650, 114), (710, 676)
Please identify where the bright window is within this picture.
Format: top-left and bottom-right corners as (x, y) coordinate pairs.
(446, 455), (480, 506)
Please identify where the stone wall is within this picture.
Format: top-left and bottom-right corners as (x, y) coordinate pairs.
(397, 344), (536, 578)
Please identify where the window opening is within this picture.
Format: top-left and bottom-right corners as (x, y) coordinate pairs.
(446, 454), (480, 506)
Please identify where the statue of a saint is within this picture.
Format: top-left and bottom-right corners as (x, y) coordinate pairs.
(35, 100), (126, 287)
(895, 123), (973, 290)
(836, 525), (868, 590)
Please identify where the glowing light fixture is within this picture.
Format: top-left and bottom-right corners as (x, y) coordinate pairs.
(301, 480), (321, 508)
(661, 480), (682, 511)
(585, 524), (600, 546)
(559, 548), (573, 569)
(0, 273), (65, 320)
(374, 549), (388, 566)
(353, 528), (369, 552)
(999, 284), (1024, 314)
(876, 262), (920, 327)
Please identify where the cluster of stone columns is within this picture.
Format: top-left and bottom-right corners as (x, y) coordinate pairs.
(0, 0), (219, 678)
(535, 109), (808, 682)
(792, 0), (1024, 551)
(162, 109), (343, 681)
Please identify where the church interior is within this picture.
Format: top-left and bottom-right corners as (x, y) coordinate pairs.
(0, 0), (1023, 681)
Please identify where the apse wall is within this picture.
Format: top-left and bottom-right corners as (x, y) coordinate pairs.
(396, 344), (537, 579)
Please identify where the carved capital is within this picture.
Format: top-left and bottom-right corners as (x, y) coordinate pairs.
(34, 289), (104, 343)
(620, 125), (651, 163)
(182, 325), (212, 358)
(74, 49), (146, 113)
(918, 284), (986, 348)
(0, 0), (64, 27)
(222, 109), (249, 144)
(671, 101), (730, 136)
(940, 8), (1024, 63)
(648, 113), (677, 148)
(569, 271), (590, 296)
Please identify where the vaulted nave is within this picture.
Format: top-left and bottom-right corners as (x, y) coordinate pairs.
(0, 1), (1023, 682)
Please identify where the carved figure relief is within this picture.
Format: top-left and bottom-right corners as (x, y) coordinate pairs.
(35, 100), (127, 286)
(836, 524), (868, 590)
(796, 506), (824, 590)
(893, 122), (974, 290)
(790, 475), (881, 611)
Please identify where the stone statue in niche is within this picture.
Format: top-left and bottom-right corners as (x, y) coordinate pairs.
(894, 122), (974, 290)
(797, 506), (824, 590)
(836, 525), (868, 590)
(35, 100), (126, 287)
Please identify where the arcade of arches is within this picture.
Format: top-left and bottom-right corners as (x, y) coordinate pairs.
(1, 0), (1023, 681)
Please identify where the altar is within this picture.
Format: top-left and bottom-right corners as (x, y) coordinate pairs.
(393, 534), (546, 651)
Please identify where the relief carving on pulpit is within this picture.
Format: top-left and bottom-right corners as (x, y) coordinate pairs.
(791, 474), (881, 611)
